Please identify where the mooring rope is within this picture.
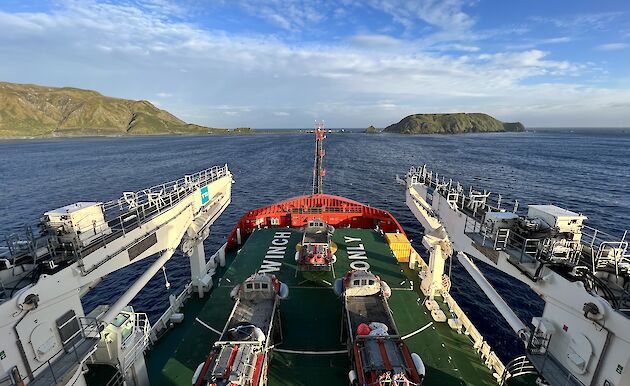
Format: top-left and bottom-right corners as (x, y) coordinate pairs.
(196, 317), (222, 335)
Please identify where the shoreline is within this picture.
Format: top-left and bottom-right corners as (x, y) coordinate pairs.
(2, 127), (629, 141)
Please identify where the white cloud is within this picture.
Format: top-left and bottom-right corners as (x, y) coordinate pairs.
(364, 0), (475, 32)
(157, 92), (173, 97)
(542, 36), (572, 44)
(478, 50), (573, 72)
(534, 12), (622, 31)
(273, 112), (290, 116)
(232, 0), (478, 43)
(234, 0), (326, 31)
(0, 0), (628, 127)
(506, 36), (572, 50)
(432, 43), (480, 52)
(596, 43), (628, 51)
(347, 34), (402, 48)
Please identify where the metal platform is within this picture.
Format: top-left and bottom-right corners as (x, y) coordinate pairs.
(30, 337), (98, 386)
(528, 353), (584, 386)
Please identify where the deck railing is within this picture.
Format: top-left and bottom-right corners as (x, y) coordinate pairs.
(29, 317), (100, 386)
(411, 247), (507, 382)
(1, 165), (230, 274)
(439, 165), (629, 282)
(442, 293), (506, 381)
(500, 355), (537, 385)
(150, 282), (194, 342)
(121, 313), (151, 372)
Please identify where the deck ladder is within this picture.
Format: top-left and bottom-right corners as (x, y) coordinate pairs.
(494, 229), (510, 250)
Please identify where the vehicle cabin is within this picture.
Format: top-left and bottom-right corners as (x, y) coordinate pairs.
(297, 219), (335, 271)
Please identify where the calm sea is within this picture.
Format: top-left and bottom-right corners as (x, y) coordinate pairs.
(1, 129), (628, 362)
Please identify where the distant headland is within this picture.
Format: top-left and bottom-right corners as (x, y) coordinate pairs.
(0, 81), (249, 138)
(383, 113), (525, 134)
(1, 82), (527, 139)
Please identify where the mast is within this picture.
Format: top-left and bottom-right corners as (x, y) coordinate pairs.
(312, 120), (326, 195)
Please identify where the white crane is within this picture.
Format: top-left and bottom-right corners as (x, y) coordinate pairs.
(403, 165), (630, 386)
(0, 165), (233, 386)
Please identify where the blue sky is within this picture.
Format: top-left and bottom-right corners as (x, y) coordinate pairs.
(1, 0), (629, 127)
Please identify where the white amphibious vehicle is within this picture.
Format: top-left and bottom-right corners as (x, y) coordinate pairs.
(0, 165), (233, 386)
(192, 273), (289, 386)
(403, 165), (630, 386)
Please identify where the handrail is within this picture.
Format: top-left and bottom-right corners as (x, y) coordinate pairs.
(407, 165), (627, 247)
(121, 313), (151, 371)
(93, 165), (229, 242)
(104, 165), (228, 212)
(1, 165), (230, 269)
(0, 372), (15, 386)
(460, 196), (628, 275)
(104, 368), (125, 386)
(442, 292), (506, 381)
(29, 317), (100, 384)
(500, 355), (537, 385)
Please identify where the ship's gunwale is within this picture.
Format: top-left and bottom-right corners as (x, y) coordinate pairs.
(226, 193), (406, 249)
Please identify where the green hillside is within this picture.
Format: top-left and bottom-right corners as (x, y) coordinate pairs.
(383, 113), (525, 134)
(0, 82), (225, 137)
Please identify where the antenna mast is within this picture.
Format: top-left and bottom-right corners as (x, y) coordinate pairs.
(312, 120), (326, 195)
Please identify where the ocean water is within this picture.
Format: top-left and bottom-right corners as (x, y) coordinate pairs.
(1, 130), (629, 363)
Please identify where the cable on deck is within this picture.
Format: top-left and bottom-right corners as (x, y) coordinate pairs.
(401, 322), (433, 340)
(196, 317), (222, 335)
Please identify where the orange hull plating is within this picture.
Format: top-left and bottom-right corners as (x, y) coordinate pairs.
(227, 194), (405, 250)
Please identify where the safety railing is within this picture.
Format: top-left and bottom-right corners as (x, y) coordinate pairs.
(150, 282), (194, 342)
(463, 215), (483, 235)
(104, 164), (229, 214)
(289, 206), (362, 214)
(103, 368), (124, 386)
(411, 165), (630, 273)
(29, 317), (100, 386)
(500, 355), (537, 385)
(93, 165), (230, 244)
(0, 370), (17, 386)
(406, 165), (520, 217)
(1, 165), (230, 270)
(443, 293), (506, 382)
(121, 313), (151, 372)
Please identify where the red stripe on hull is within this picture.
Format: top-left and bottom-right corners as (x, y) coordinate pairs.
(251, 353), (266, 386)
(353, 342), (366, 385)
(227, 194), (405, 249)
(223, 345), (239, 379)
(377, 339), (393, 371)
(194, 352), (215, 386)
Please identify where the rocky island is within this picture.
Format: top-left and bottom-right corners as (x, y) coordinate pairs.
(383, 113), (525, 134)
(0, 81), (231, 138)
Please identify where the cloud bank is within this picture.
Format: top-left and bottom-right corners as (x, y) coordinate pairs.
(0, 0), (628, 127)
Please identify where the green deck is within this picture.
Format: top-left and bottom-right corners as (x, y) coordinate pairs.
(146, 228), (503, 386)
